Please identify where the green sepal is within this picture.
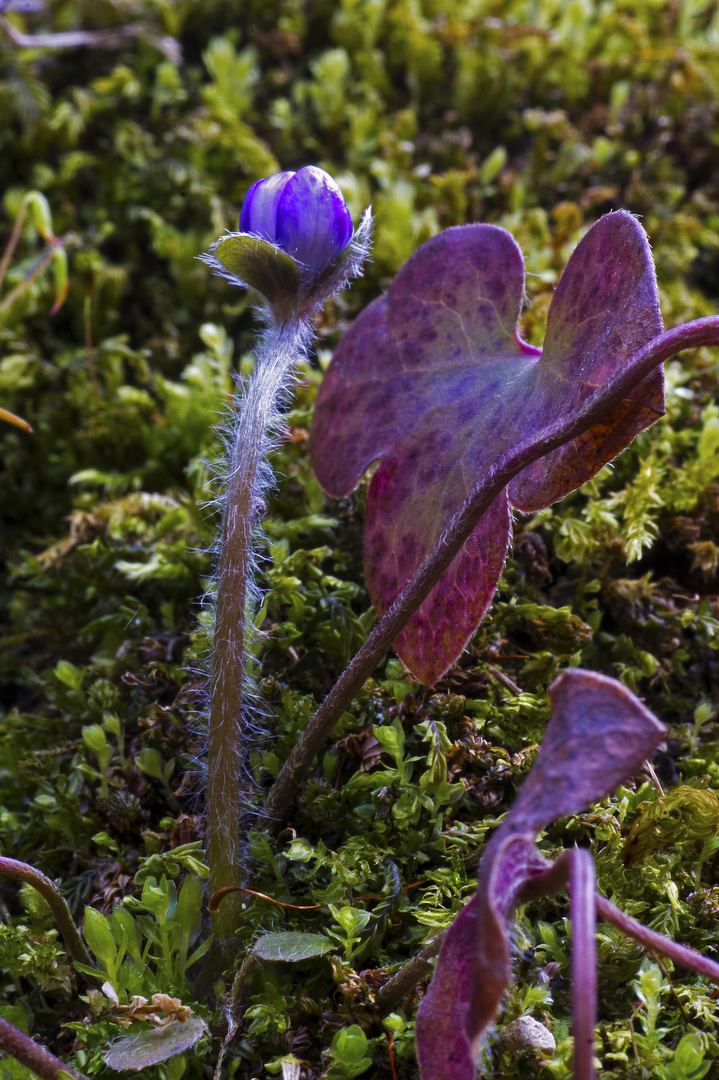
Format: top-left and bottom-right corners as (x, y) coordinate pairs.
(215, 235), (301, 305)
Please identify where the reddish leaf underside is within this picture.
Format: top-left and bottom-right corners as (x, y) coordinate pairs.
(311, 212), (664, 685)
(415, 670), (667, 1080)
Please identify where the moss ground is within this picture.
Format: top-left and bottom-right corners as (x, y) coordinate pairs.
(2, 1), (719, 1077)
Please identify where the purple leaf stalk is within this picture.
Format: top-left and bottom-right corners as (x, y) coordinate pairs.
(0, 1015), (87, 1080)
(199, 167), (371, 955)
(0, 858), (96, 1078)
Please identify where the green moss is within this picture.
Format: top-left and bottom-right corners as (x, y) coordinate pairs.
(2, 1), (719, 1077)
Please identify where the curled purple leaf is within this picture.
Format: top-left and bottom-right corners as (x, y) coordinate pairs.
(415, 669), (667, 1080)
(508, 669), (667, 834)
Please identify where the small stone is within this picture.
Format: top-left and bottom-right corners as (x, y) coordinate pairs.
(501, 1015), (556, 1056)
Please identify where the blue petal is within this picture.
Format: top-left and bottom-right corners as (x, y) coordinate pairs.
(275, 166), (353, 274)
(239, 171), (295, 241)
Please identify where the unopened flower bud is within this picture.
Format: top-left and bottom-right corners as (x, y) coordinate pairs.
(202, 165), (370, 322)
(240, 167), (353, 276)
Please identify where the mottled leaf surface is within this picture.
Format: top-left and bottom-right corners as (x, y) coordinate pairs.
(509, 669), (666, 833)
(311, 212), (664, 684)
(253, 931), (334, 962)
(104, 1016), (207, 1071)
(415, 669), (666, 1080)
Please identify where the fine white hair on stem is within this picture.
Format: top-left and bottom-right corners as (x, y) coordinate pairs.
(200, 211), (372, 956)
(208, 324), (311, 783)
(204, 317), (315, 948)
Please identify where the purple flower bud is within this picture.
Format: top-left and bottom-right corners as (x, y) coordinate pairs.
(240, 166), (353, 276)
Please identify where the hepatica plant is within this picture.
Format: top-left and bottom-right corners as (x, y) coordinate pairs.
(196, 185), (719, 1060)
(199, 166), (370, 951)
(3, 186), (719, 1080)
(288, 209), (719, 1077)
(264, 209), (719, 821)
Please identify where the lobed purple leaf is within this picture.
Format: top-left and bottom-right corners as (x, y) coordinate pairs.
(311, 212), (664, 684)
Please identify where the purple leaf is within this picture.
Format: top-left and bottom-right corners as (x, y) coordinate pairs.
(311, 212), (664, 684)
(413, 894), (482, 1078)
(415, 669), (666, 1080)
(507, 669), (667, 833)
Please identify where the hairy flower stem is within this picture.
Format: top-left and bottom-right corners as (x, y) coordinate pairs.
(208, 319), (308, 952)
(260, 316), (719, 828)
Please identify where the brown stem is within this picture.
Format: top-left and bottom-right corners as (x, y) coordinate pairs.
(259, 316), (719, 828)
(210, 950), (260, 1075)
(0, 1016), (86, 1080)
(375, 930), (447, 1014)
(210, 952), (259, 1080)
(0, 406), (32, 432)
(230, 952), (259, 1024)
(0, 857), (98, 978)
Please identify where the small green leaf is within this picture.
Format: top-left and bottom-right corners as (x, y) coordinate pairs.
(135, 747), (164, 780)
(54, 660), (83, 689)
(111, 907), (142, 965)
(330, 906), (372, 937)
(50, 245), (68, 314)
(83, 907), (117, 970)
(82, 725), (108, 754)
(253, 931), (334, 963)
(480, 145), (507, 185)
(286, 839), (314, 862)
(92, 831), (120, 853)
(176, 874), (202, 940)
(331, 1025), (368, 1065)
(26, 191), (55, 242)
(673, 1032), (708, 1075)
(186, 935), (212, 968)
